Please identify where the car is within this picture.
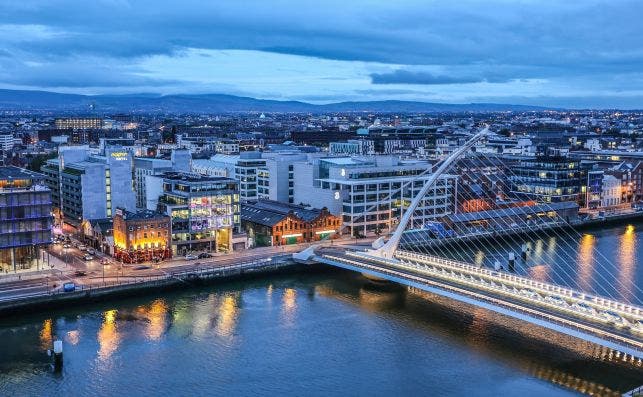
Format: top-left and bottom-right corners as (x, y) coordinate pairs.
(198, 252), (212, 259)
(63, 243), (71, 248)
(185, 254), (198, 260)
(133, 265), (150, 270)
(78, 245), (87, 251)
(87, 248), (96, 255)
(74, 270), (87, 277)
(62, 282), (76, 292)
(83, 255), (93, 261)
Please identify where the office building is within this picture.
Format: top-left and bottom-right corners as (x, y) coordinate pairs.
(257, 152), (308, 203)
(0, 167), (52, 273)
(54, 117), (103, 130)
(293, 156), (457, 237)
(133, 150), (190, 208)
(192, 152), (266, 202)
(509, 152), (582, 203)
(41, 145), (136, 227)
(154, 172), (239, 255)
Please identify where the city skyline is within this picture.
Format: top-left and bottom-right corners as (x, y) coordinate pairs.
(2, 1), (643, 108)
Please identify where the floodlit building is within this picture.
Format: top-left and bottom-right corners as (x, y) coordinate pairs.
(112, 208), (171, 263)
(154, 172), (240, 255)
(241, 199), (341, 246)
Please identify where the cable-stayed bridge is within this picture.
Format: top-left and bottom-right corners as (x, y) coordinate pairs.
(295, 127), (643, 364)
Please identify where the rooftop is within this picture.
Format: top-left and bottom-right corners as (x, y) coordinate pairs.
(116, 208), (169, 221)
(0, 166), (46, 181)
(161, 171), (235, 183)
(241, 199), (326, 227)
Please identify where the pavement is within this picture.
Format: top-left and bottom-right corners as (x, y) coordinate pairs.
(0, 234), (376, 302)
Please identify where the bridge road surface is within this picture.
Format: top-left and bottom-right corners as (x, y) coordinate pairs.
(316, 247), (643, 360)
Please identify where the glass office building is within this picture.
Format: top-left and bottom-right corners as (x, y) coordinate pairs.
(0, 167), (52, 273)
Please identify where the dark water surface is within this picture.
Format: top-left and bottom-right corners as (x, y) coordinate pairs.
(1, 222), (643, 396)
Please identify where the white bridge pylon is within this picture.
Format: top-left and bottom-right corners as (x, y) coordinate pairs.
(369, 127), (490, 259)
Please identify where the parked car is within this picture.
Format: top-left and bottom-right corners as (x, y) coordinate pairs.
(185, 254), (198, 260)
(83, 255), (93, 261)
(78, 245), (87, 251)
(87, 248), (96, 255)
(198, 252), (212, 259)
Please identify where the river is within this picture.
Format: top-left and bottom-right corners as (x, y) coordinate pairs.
(0, 222), (642, 396)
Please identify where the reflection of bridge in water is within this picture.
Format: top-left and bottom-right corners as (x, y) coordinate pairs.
(295, 127), (643, 364)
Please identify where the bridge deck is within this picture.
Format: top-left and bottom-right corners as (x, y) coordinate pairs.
(314, 248), (643, 363)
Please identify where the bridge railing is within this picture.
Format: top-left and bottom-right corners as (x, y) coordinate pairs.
(392, 250), (643, 319)
(320, 253), (643, 356)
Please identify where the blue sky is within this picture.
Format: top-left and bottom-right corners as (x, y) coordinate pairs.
(1, 0), (643, 107)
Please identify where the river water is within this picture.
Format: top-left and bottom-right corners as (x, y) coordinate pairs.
(0, 222), (642, 396)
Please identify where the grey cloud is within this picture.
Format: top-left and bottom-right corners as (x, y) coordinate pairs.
(370, 70), (495, 85)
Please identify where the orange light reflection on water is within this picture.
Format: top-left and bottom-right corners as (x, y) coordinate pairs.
(617, 224), (637, 302)
(98, 309), (120, 360)
(576, 234), (596, 292)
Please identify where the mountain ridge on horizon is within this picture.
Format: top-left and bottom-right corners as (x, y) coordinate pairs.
(0, 88), (557, 113)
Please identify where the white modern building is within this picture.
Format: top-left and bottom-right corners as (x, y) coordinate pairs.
(41, 145), (137, 227)
(133, 149), (191, 208)
(192, 152), (266, 202)
(257, 152), (308, 203)
(293, 156), (458, 237)
(601, 174), (621, 207)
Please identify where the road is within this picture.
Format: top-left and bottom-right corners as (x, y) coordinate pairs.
(0, 235), (376, 301)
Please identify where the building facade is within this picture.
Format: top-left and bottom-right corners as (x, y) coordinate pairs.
(112, 208), (171, 263)
(54, 117), (103, 130)
(293, 156), (458, 237)
(41, 145), (137, 227)
(509, 153), (582, 203)
(241, 200), (341, 246)
(155, 172), (239, 255)
(0, 167), (52, 273)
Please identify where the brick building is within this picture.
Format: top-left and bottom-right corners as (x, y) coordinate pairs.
(241, 200), (341, 246)
(112, 208), (171, 263)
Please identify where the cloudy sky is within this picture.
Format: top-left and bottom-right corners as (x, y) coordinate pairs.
(1, 0), (643, 107)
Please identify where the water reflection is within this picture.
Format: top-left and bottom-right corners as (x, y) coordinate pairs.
(66, 329), (80, 345)
(98, 309), (120, 360)
(528, 264), (550, 282)
(617, 224), (637, 303)
(137, 299), (169, 341)
(576, 234), (596, 292)
(215, 294), (240, 338)
(39, 319), (52, 351)
(281, 288), (297, 326)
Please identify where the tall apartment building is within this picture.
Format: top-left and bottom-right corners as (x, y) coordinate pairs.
(293, 156), (457, 237)
(153, 172), (240, 255)
(41, 145), (136, 227)
(0, 167), (52, 273)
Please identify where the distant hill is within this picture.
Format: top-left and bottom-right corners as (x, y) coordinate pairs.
(0, 89), (552, 113)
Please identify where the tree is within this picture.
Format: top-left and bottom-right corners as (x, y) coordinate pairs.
(27, 152), (56, 172)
